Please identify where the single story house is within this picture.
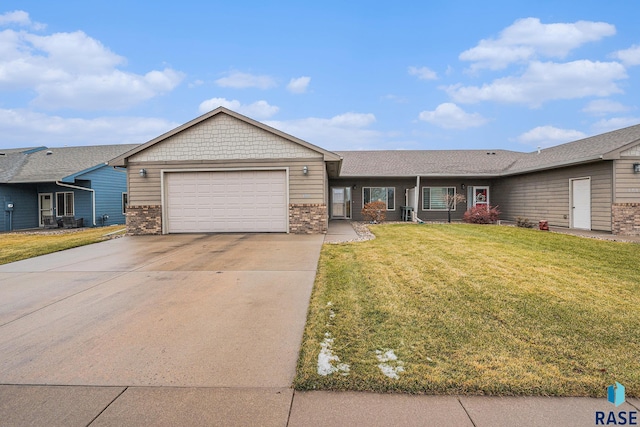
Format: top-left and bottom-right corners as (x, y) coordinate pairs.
(1, 144), (138, 232)
(110, 107), (640, 236)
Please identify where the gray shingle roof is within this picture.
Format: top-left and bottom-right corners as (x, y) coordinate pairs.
(1, 144), (139, 183)
(337, 123), (640, 177)
(336, 150), (523, 177)
(505, 123), (640, 174)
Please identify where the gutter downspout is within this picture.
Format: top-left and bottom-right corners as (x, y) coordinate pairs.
(414, 175), (424, 223)
(55, 181), (96, 226)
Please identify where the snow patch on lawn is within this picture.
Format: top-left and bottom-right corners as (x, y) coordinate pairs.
(318, 332), (350, 376)
(375, 349), (405, 379)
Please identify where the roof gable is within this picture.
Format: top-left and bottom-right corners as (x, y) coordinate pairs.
(129, 112), (322, 162)
(620, 143), (640, 157)
(111, 107), (341, 166)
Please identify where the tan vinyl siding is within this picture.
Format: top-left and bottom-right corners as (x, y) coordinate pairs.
(128, 158), (325, 206)
(614, 159), (640, 203)
(493, 161), (613, 231)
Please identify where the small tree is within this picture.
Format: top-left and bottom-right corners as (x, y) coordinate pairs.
(361, 201), (387, 223)
(443, 193), (467, 223)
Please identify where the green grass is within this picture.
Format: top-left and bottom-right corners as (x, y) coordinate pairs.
(295, 224), (640, 397)
(0, 226), (126, 265)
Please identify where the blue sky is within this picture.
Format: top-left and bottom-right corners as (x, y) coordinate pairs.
(1, 1), (639, 151)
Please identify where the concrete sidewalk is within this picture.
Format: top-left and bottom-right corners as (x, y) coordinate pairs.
(1, 385), (638, 426)
(324, 220), (361, 243)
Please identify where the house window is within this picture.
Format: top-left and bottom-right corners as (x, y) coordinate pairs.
(122, 192), (128, 214)
(423, 187), (456, 210)
(56, 192), (74, 217)
(363, 187), (395, 210)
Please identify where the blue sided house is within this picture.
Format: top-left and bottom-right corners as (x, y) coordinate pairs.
(0, 144), (138, 232)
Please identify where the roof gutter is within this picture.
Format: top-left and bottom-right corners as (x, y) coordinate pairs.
(55, 181), (96, 226)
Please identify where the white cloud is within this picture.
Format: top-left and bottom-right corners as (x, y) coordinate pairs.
(408, 66), (437, 80)
(612, 44), (640, 66)
(0, 108), (178, 146)
(188, 79), (204, 88)
(592, 117), (640, 133)
(264, 112), (380, 150)
(215, 71), (276, 89)
(418, 103), (487, 129)
(0, 10), (45, 30)
(460, 18), (616, 70)
(446, 60), (627, 106)
(33, 68), (184, 110)
(287, 76), (311, 94)
(0, 28), (184, 110)
(516, 125), (587, 148)
(582, 99), (629, 116)
(198, 97), (279, 119)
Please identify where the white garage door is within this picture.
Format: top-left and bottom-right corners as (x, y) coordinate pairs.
(165, 170), (287, 233)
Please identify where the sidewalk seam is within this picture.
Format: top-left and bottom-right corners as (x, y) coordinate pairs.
(285, 389), (296, 426)
(457, 397), (477, 427)
(86, 386), (128, 426)
(0, 271), (131, 329)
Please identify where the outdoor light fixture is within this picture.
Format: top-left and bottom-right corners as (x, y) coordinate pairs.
(461, 183), (466, 190)
(139, 168), (147, 178)
(302, 166), (309, 175)
(634, 163), (640, 173)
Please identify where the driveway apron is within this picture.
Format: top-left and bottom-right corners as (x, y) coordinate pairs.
(0, 233), (324, 388)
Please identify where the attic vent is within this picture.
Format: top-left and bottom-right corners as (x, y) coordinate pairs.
(0, 153), (5, 156)
(486, 152), (496, 155)
(46, 150), (53, 155)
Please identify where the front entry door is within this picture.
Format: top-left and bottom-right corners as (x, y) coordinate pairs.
(469, 186), (489, 209)
(571, 178), (591, 230)
(38, 193), (53, 226)
(331, 187), (351, 219)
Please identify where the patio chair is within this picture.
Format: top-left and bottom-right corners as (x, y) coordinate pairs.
(62, 216), (84, 228)
(42, 215), (58, 229)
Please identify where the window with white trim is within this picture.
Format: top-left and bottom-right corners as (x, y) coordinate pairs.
(363, 187), (395, 210)
(56, 192), (74, 217)
(423, 187), (456, 210)
(122, 192), (128, 214)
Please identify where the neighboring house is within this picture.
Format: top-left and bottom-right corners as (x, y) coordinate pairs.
(1, 144), (139, 232)
(111, 107), (640, 236)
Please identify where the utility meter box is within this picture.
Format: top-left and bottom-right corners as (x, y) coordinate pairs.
(4, 202), (13, 212)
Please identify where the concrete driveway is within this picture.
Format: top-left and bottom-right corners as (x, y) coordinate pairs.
(0, 233), (323, 425)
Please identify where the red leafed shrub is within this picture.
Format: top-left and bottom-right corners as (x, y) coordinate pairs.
(463, 205), (501, 224)
(361, 201), (387, 223)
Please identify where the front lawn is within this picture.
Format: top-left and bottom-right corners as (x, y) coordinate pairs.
(0, 226), (126, 265)
(295, 224), (640, 396)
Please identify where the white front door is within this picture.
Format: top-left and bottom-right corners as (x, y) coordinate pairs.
(331, 187), (351, 219)
(38, 193), (53, 226)
(332, 188), (345, 218)
(571, 178), (591, 230)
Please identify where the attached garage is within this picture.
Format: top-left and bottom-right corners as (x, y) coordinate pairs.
(165, 170), (288, 233)
(110, 107), (342, 235)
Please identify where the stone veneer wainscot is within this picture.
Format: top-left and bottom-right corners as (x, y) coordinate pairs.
(612, 203), (640, 236)
(126, 205), (162, 235)
(289, 204), (327, 234)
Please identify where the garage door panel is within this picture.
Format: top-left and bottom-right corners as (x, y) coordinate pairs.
(166, 170), (287, 233)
